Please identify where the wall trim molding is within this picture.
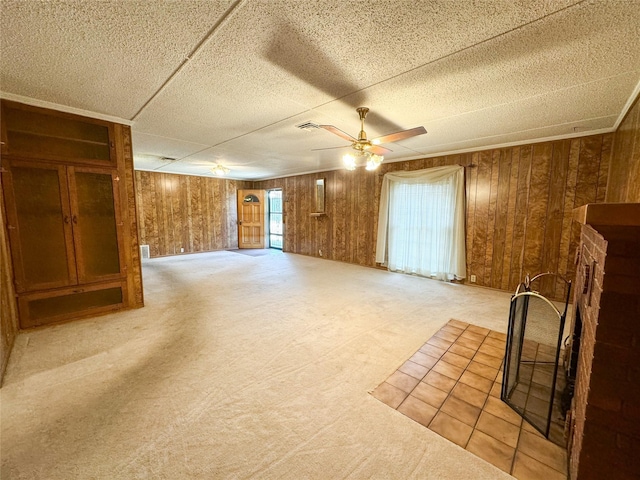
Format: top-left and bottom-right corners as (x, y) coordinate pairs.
(0, 91), (134, 126)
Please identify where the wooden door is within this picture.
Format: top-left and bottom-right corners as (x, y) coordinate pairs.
(1, 159), (77, 292)
(67, 166), (124, 283)
(237, 190), (265, 249)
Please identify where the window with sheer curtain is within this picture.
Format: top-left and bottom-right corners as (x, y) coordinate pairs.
(375, 165), (466, 281)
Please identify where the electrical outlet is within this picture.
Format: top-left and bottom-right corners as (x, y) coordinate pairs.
(470, 274), (476, 283)
(319, 249), (323, 257)
(180, 247), (184, 253)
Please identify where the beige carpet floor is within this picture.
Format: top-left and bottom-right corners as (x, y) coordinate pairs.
(2, 251), (517, 479)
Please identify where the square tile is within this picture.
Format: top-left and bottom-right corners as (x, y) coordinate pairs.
(525, 394), (552, 418)
(451, 382), (488, 409)
(455, 336), (483, 350)
(473, 352), (503, 369)
(386, 370), (421, 393)
(419, 343), (446, 359)
(435, 329), (460, 343)
(409, 351), (439, 368)
(488, 330), (507, 341)
(466, 429), (515, 473)
(483, 396), (523, 427)
(512, 451), (567, 480)
(440, 395), (482, 427)
(423, 370), (457, 393)
(461, 330), (486, 343)
(467, 325), (490, 336)
(429, 411), (473, 448)
(459, 370), (493, 393)
(432, 360), (464, 381)
(412, 381), (449, 409)
(475, 410), (521, 448)
(371, 382), (409, 408)
(490, 381), (502, 398)
(448, 343), (476, 359)
(427, 336), (453, 350)
(441, 325), (464, 336)
(448, 319), (469, 329)
(517, 430), (567, 474)
(466, 361), (499, 381)
(398, 395), (438, 427)
(442, 351), (472, 369)
(478, 343), (505, 359)
(398, 360), (430, 380)
(483, 336), (506, 350)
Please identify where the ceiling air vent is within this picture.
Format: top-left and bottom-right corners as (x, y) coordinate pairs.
(160, 156), (177, 161)
(295, 122), (320, 131)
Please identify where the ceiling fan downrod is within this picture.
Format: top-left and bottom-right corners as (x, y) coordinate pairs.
(356, 107), (369, 143)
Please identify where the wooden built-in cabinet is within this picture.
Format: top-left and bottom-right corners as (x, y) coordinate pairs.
(1, 100), (142, 328)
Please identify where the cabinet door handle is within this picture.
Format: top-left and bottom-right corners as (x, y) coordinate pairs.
(64, 215), (70, 224)
(72, 215), (78, 224)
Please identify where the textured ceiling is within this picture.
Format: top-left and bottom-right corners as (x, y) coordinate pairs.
(1, 0), (639, 180)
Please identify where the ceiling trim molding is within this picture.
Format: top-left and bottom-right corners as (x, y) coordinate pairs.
(0, 92), (134, 126)
(253, 127), (616, 182)
(613, 80), (640, 130)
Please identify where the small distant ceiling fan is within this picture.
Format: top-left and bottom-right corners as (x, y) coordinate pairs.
(317, 107), (427, 170)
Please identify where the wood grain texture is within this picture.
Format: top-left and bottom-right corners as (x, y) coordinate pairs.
(134, 171), (249, 257)
(117, 125), (144, 308)
(255, 135), (612, 300)
(0, 179), (19, 383)
(608, 97), (640, 202)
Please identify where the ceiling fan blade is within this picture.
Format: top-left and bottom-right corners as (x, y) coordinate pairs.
(372, 126), (427, 145)
(311, 145), (351, 151)
(319, 125), (357, 142)
(365, 145), (392, 155)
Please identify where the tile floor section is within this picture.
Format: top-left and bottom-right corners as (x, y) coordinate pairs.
(371, 319), (568, 480)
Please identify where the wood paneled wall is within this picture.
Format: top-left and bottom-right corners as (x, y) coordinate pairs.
(607, 97), (640, 202)
(0, 179), (18, 384)
(135, 171), (249, 257)
(256, 134), (612, 301)
(119, 125), (144, 308)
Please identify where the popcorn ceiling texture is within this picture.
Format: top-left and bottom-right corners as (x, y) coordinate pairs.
(1, 0), (639, 179)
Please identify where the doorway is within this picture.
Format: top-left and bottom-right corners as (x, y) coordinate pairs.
(237, 189), (265, 249)
(268, 189), (283, 250)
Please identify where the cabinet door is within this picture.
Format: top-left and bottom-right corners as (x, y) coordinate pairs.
(67, 167), (123, 283)
(1, 160), (77, 292)
(1, 100), (115, 166)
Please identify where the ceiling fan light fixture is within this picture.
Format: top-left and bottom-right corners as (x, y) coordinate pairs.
(211, 164), (230, 176)
(365, 154), (384, 171)
(342, 154), (357, 171)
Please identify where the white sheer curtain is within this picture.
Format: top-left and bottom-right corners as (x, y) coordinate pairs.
(375, 165), (466, 281)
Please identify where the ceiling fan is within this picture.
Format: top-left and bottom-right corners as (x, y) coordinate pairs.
(317, 107), (427, 168)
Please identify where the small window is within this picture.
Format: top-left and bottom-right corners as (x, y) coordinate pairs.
(243, 194), (260, 203)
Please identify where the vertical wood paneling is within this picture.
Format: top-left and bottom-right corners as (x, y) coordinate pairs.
(465, 153), (479, 280)
(484, 150), (501, 287)
(471, 151), (492, 284)
(491, 149), (511, 290)
(556, 139), (581, 300)
(541, 140), (569, 297)
(248, 134), (614, 301)
(522, 143), (552, 280)
(135, 171), (248, 257)
(608, 97), (640, 203)
(500, 148), (519, 291)
(509, 146), (531, 291)
(0, 179), (19, 382)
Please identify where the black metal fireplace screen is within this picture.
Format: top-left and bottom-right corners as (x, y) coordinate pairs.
(502, 273), (571, 445)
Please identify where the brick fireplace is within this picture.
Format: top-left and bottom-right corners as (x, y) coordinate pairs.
(566, 203), (640, 480)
